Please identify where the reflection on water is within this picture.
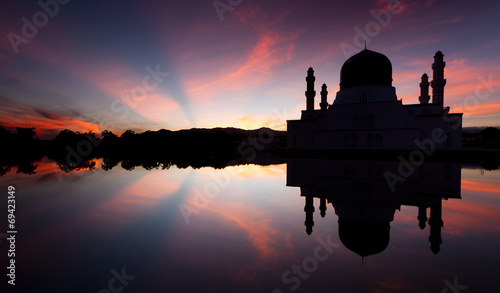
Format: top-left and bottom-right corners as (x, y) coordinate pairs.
(0, 158), (499, 293)
(287, 159), (461, 256)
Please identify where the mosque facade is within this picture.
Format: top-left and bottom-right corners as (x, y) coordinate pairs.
(287, 49), (463, 149)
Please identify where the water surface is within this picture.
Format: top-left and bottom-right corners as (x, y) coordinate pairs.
(1, 158), (499, 293)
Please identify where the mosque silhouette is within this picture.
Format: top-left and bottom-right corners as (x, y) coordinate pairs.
(286, 159), (462, 257)
(287, 49), (463, 149)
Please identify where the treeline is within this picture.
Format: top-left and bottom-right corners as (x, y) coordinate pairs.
(1, 126), (45, 175)
(462, 127), (500, 148)
(0, 126), (286, 175)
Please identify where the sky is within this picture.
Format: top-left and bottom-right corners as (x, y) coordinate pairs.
(0, 0), (499, 139)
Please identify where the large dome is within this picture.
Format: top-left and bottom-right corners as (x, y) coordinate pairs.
(340, 49), (392, 90)
(338, 218), (390, 257)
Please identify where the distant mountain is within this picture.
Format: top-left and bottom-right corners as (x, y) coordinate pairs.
(165, 127), (286, 136)
(0, 125), (288, 175)
(463, 126), (500, 133)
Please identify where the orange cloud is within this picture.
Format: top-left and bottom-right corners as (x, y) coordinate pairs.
(461, 180), (500, 194)
(445, 59), (500, 104)
(183, 8), (301, 108)
(442, 200), (500, 237)
(453, 102), (500, 117)
(7, 34), (187, 133)
(0, 101), (101, 138)
(192, 200), (297, 284)
(177, 165), (300, 283)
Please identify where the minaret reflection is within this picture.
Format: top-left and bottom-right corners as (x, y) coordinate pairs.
(429, 201), (444, 254)
(287, 159), (461, 257)
(304, 196), (315, 235)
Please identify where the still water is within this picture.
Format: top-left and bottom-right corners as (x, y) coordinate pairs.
(1, 158), (499, 293)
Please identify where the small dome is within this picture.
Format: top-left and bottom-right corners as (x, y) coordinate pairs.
(340, 49), (392, 90)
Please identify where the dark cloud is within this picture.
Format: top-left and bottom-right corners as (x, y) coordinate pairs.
(34, 109), (60, 120)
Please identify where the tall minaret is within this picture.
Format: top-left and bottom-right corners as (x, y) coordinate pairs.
(319, 197), (327, 217)
(431, 51), (446, 106)
(320, 83), (328, 110)
(419, 74), (430, 104)
(304, 196), (315, 235)
(305, 67), (316, 111)
(417, 206), (428, 229)
(428, 201), (443, 254)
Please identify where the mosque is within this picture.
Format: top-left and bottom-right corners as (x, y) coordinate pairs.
(287, 49), (463, 149)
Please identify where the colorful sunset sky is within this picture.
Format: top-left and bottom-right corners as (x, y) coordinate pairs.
(1, 0), (499, 138)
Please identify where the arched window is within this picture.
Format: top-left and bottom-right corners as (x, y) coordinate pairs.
(352, 114), (358, 128)
(367, 162), (374, 175)
(368, 114), (374, 128)
(367, 134), (374, 147)
(343, 161), (350, 174)
(361, 114), (367, 128)
(344, 134), (350, 147)
(351, 135), (358, 147)
(360, 92), (367, 103)
(350, 161), (358, 175)
(375, 134), (382, 147)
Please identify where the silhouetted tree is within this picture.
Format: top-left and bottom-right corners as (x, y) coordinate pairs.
(57, 160), (96, 173)
(101, 130), (117, 139)
(482, 158), (499, 171)
(0, 125), (12, 137)
(101, 157), (120, 171)
(16, 127), (37, 140)
(121, 159), (136, 171)
(0, 166), (12, 176)
(480, 127), (500, 148)
(121, 130), (136, 139)
(85, 131), (99, 143)
(54, 129), (83, 145)
(16, 162), (37, 175)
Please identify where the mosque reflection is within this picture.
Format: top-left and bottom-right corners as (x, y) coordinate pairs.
(286, 159), (461, 257)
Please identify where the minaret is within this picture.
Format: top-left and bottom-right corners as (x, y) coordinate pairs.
(417, 206), (427, 229)
(419, 74), (430, 104)
(428, 201), (443, 254)
(305, 67), (316, 111)
(319, 197), (327, 217)
(304, 196), (315, 235)
(320, 84), (328, 110)
(431, 51), (446, 106)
